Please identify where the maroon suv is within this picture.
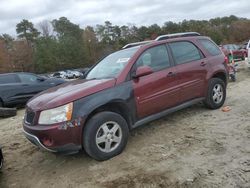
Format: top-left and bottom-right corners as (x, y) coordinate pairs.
(23, 32), (228, 160)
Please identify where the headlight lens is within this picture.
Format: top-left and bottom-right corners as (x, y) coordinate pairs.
(38, 102), (73, 124)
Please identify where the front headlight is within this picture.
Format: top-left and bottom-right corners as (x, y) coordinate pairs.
(38, 102), (73, 124)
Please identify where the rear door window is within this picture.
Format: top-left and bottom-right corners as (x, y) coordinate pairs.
(169, 41), (203, 65)
(0, 74), (18, 84)
(199, 39), (222, 56)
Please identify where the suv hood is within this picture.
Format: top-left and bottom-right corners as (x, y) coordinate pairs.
(27, 78), (116, 111)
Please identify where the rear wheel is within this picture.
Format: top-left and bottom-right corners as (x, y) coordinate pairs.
(204, 78), (226, 109)
(83, 111), (129, 161)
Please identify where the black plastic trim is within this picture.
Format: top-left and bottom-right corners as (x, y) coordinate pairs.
(132, 97), (205, 129)
(73, 81), (137, 129)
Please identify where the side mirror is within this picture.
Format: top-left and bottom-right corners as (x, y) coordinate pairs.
(133, 66), (153, 78)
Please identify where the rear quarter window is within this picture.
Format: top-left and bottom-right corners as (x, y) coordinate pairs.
(0, 74), (18, 84)
(199, 39), (222, 56)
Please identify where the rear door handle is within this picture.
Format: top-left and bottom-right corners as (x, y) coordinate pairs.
(167, 72), (176, 77)
(200, 62), (207, 66)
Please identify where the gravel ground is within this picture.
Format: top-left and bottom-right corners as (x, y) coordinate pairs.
(0, 69), (250, 188)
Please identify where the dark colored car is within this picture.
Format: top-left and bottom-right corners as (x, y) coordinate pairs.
(220, 44), (247, 60)
(0, 147), (3, 170)
(0, 72), (65, 107)
(23, 32), (228, 161)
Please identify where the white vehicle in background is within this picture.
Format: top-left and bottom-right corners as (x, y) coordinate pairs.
(246, 40), (250, 68)
(66, 70), (83, 78)
(243, 40), (250, 68)
(52, 71), (67, 79)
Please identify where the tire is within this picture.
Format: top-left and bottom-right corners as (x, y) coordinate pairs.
(230, 74), (236, 82)
(0, 107), (17, 118)
(0, 100), (3, 108)
(204, 78), (226, 109)
(83, 111), (129, 161)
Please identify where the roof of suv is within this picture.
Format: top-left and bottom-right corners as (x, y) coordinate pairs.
(122, 32), (201, 49)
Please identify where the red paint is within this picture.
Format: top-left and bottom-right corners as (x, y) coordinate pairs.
(133, 67), (180, 118)
(27, 78), (116, 111)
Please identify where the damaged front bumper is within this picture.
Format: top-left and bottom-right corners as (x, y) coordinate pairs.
(23, 119), (83, 154)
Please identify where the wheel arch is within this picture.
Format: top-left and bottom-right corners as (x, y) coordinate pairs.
(84, 100), (134, 131)
(211, 71), (228, 86)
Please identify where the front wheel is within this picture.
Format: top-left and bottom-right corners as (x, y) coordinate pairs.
(204, 78), (226, 109)
(83, 112), (129, 161)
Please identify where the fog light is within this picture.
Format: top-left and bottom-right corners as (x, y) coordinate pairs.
(42, 138), (54, 147)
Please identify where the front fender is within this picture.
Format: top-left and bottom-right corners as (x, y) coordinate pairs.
(72, 81), (137, 127)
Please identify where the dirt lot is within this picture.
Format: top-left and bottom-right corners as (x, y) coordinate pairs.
(0, 69), (250, 188)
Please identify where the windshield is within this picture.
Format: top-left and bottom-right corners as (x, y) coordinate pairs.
(86, 47), (139, 79)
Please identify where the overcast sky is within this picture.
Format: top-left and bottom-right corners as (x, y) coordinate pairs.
(0, 0), (250, 36)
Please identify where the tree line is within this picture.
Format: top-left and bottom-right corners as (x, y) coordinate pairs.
(0, 15), (250, 73)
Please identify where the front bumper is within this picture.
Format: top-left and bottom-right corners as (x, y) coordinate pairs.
(23, 130), (56, 152)
(23, 120), (83, 154)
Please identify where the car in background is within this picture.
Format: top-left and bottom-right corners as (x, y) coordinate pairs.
(70, 70), (83, 78)
(0, 72), (65, 107)
(220, 44), (247, 60)
(23, 32), (228, 161)
(53, 70), (81, 79)
(0, 146), (3, 170)
(52, 71), (67, 79)
(242, 40), (250, 50)
(64, 70), (75, 79)
(241, 40), (250, 68)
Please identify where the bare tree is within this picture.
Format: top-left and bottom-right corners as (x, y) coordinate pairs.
(38, 20), (53, 37)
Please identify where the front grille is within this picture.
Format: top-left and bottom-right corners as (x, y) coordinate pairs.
(25, 109), (35, 125)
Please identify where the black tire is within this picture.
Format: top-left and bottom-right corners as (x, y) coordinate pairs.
(204, 78), (226, 109)
(83, 111), (129, 161)
(230, 74), (236, 82)
(0, 100), (3, 108)
(0, 107), (17, 118)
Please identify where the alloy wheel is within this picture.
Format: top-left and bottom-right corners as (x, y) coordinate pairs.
(95, 121), (122, 153)
(212, 84), (224, 104)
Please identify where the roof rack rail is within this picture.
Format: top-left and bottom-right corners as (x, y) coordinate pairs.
(122, 40), (153, 49)
(122, 32), (201, 49)
(155, 32), (201, 41)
